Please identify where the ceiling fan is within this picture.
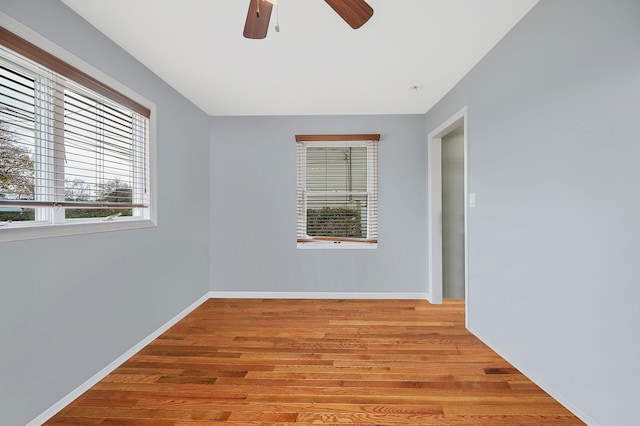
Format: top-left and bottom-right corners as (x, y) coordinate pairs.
(243, 0), (374, 39)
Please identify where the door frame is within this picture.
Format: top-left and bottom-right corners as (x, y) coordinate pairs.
(427, 107), (468, 312)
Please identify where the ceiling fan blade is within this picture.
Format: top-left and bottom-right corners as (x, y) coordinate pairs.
(243, 0), (273, 39)
(324, 0), (373, 29)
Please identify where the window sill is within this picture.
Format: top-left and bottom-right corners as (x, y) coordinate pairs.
(0, 219), (156, 243)
(297, 241), (378, 250)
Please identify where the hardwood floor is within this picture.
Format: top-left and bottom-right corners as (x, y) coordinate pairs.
(46, 299), (583, 425)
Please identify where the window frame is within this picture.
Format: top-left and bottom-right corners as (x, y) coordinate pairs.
(0, 16), (156, 243)
(296, 134), (379, 250)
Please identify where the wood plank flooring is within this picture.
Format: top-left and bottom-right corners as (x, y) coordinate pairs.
(46, 298), (584, 425)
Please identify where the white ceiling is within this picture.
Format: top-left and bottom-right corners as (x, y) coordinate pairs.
(60, 0), (538, 116)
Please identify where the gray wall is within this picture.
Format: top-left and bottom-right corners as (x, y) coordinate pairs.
(210, 115), (426, 294)
(425, 1), (640, 424)
(0, 1), (211, 424)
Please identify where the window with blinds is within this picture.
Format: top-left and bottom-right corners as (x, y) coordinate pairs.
(296, 134), (379, 247)
(0, 27), (151, 232)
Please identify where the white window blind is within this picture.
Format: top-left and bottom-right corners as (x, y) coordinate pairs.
(0, 27), (150, 227)
(296, 134), (379, 245)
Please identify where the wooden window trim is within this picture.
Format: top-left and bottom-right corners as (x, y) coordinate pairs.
(0, 26), (150, 118)
(295, 134), (380, 143)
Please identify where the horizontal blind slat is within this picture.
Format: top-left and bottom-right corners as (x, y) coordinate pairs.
(0, 199), (146, 209)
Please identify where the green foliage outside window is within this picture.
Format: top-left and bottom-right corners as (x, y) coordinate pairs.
(65, 186), (133, 219)
(307, 207), (363, 238)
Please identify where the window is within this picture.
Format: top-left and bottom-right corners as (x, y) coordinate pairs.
(0, 27), (152, 241)
(296, 134), (379, 248)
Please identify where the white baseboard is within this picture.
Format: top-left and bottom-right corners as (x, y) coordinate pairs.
(209, 291), (429, 300)
(26, 292), (213, 426)
(467, 326), (598, 426)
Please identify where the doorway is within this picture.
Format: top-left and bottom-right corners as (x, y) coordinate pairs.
(441, 126), (465, 298)
(427, 107), (468, 308)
